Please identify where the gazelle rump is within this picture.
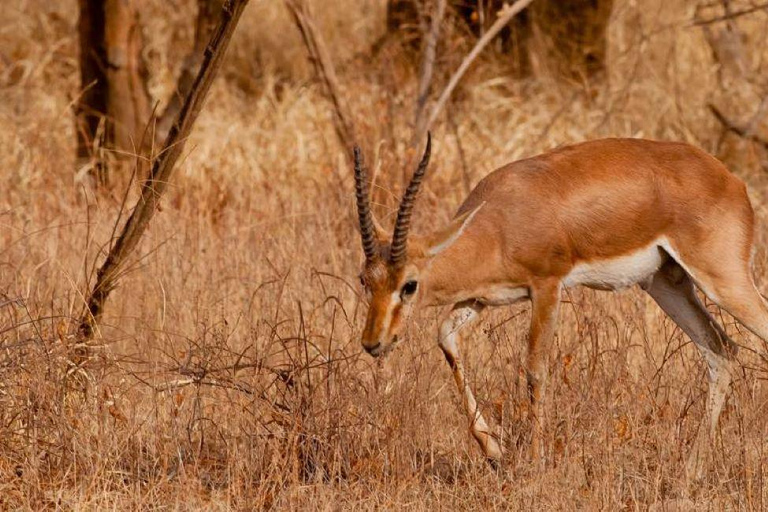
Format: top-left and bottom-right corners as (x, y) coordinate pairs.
(354, 136), (768, 470)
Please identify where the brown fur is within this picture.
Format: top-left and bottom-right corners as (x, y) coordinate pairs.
(358, 138), (766, 468)
(425, 138), (752, 304)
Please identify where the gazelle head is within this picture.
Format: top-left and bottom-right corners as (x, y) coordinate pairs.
(354, 135), (481, 357)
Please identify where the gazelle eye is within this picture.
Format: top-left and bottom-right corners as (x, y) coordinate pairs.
(359, 275), (366, 287)
(401, 280), (418, 298)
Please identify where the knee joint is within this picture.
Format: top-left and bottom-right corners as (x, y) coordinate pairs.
(438, 326), (459, 369)
(441, 347), (457, 370)
(526, 369), (541, 390)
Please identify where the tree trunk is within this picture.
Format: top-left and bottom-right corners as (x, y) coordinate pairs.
(387, 0), (422, 47)
(156, 0), (223, 143)
(533, 0), (614, 80)
(76, 0), (150, 187)
(453, 0), (533, 76)
(78, 0), (251, 350)
(386, 0), (613, 80)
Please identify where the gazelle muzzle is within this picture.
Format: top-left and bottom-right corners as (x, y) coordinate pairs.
(353, 135), (432, 357)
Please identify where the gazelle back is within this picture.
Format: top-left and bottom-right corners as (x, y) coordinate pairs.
(353, 137), (765, 475)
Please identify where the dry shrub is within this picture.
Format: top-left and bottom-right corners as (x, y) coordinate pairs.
(1, 0), (768, 509)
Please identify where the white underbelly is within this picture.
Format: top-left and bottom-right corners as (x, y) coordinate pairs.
(563, 240), (667, 291)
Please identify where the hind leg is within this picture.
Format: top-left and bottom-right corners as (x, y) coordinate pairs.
(667, 218), (768, 347)
(691, 270), (768, 349)
(642, 259), (736, 476)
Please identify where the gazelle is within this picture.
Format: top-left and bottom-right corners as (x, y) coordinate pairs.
(353, 135), (767, 470)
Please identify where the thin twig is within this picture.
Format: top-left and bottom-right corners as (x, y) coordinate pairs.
(446, 105), (471, 194)
(413, 0), (447, 144)
(709, 103), (768, 150)
(693, 2), (768, 26)
(284, 0), (357, 158)
(425, 0), (535, 132)
(534, 90), (579, 146)
(745, 96), (768, 137)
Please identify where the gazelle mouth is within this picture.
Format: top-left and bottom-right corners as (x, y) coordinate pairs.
(366, 336), (398, 358)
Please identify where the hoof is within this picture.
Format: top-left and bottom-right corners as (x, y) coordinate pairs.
(483, 435), (503, 462)
(475, 430), (503, 465)
(486, 456), (501, 471)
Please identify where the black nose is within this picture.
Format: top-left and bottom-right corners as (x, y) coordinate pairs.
(364, 342), (381, 355)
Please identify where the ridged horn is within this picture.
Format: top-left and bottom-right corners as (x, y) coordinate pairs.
(390, 133), (431, 267)
(354, 146), (378, 261)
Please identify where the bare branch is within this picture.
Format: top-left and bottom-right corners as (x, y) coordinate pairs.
(745, 96), (768, 137)
(413, 0), (447, 143)
(156, 0), (223, 143)
(425, 0), (535, 133)
(78, 0), (251, 347)
(694, 2), (768, 26)
(709, 103), (768, 150)
(284, 0), (357, 158)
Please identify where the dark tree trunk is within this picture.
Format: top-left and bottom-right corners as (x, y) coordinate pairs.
(76, 0), (150, 187)
(453, 0), (533, 76)
(533, 0), (614, 80)
(387, 0), (422, 47)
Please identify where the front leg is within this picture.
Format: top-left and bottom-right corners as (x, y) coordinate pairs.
(526, 280), (562, 461)
(438, 300), (502, 462)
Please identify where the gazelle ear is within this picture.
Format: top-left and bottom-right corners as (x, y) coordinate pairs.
(422, 202), (484, 257)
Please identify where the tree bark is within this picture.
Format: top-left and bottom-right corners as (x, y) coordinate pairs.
(76, 0), (150, 187)
(156, 0), (223, 143)
(78, 0), (251, 348)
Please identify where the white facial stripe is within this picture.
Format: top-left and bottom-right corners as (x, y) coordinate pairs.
(378, 291), (400, 342)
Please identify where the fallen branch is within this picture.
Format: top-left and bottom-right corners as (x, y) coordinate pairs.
(285, 0), (357, 157)
(709, 103), (768, 150)
(78, 0), (251, 346)
(425, 0), (535, 132)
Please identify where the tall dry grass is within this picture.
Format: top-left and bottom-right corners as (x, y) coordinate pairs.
(1, 0), (768, 509)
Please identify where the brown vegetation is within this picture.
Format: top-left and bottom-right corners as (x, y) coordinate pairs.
(1, 0), (768, 509)
(389, 0), (614, 79)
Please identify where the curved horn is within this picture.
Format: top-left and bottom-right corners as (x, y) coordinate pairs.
(390, 132), (431, 267)
(354, 146), (378, 261)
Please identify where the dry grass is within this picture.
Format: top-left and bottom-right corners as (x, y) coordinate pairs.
(2, 0), (768, 509)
